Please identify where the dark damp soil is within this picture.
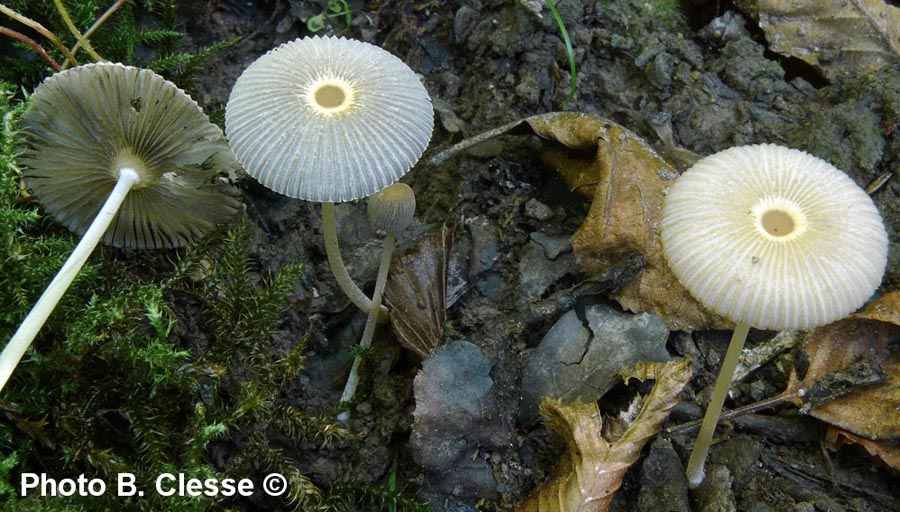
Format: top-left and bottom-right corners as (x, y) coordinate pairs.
(178, 0), (900, 510)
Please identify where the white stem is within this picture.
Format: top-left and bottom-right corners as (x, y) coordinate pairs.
(0, 168), (140, 394)
(321, 202), (388, 321)
(685, 322), (751, 488)
(339, 231), (395, 408)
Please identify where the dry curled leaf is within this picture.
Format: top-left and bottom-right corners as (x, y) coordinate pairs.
(825, 427), (900, 470)
(514, 358), (692, 512)
(735, 0), (900, 80)
(785, 292), (900, 439)
(427, 112), (728, 330)
(532, 113), (730, 332)
(773, 291), (900, 468)
(384, 225), (451, 359)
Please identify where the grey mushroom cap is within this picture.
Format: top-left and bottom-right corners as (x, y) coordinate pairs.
(368, 182), (416, 233)
(225, 36), (434, 203)
(19, 62), (242, 249)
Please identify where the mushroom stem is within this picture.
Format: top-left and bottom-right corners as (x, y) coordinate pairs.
(321, 201), (388, 321)
(0, 168), (140, 393)
(338, 231), (395, 410)
(685, 321), (750, 488)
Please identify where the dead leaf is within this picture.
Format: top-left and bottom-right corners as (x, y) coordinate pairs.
(784, 292), (900, 441)
(426, 112), (729, 330)
(527, 113), (611, 197)
(735, 0), (900, 80)
(825, 427), (900, 470)
(534, 113), (730, 331)
(384, 225), (451, 359)
(852, 290), (900, 325)
(514, 358), (692, 512)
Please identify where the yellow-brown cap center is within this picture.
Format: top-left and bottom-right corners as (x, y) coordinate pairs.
(307, 78), (354, 115)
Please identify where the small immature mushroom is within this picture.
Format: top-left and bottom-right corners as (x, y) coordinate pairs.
(339, 183), (416, 408)
(225, 35), (433, 319)
(660, 144), (888, 487)
(0, 62), (241, 393)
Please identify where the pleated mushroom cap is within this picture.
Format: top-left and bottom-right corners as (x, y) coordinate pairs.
(660, 144), (888, 331)
(225, 36), (434, 203)
(18, 62), (242, 249)
(368, 182), (416, 233)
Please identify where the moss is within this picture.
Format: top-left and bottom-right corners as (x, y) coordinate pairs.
(0, 1), (236, 94)
(712, 38), (785, 100)
(796, 104), (883, 173)
(0, 84), (355, 509)
(792, 68), (900, 173)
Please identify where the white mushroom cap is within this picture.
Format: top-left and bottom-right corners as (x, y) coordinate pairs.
(19, 62), (242, 249)
(660, 144), (888, 330)
(225, 36), (434, 203)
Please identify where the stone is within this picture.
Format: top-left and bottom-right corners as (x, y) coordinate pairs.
(530, 231), (572, 260)
(520, 302), (670, 425)
(411, 340), (510, 503)
(524, 197), (554, 221)
(638, 437), (690, 512)
(517, 240), (576, 300)
(467, 216), (501, 278)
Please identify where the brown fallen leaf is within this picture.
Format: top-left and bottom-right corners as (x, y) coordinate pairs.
(532, 113), (730, 332)
(383, 225), (451, 359)
(825, 427), (900, 470)
(514, 358), (692, 512)
(734, 0), (900, 80)
(684, 292), (900, 469)
(852, 289), (900, 325)
(728, 291), (900, 468)
(526, 113), (612, 197)
(783, 292), (900, 441)
(428, 112), (729, 331)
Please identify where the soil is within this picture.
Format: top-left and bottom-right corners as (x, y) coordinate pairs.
(167, 0), (900, 510)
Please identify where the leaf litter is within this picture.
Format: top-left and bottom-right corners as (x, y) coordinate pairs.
(383, 224), (452, 359)
(430, 112), (731, 332)
(513, 358), (692, 512)
(734, 0), (900, 80)
(700, 292), (900, 470)
(429, 107), (900, 506)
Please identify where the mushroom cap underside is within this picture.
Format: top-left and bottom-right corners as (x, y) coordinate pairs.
(19, 62), (241, 249)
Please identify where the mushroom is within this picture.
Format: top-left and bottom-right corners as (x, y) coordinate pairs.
(659, 143), (888, 487)
(224, 35), (433, 320)
(339, 182), (416, 409)
(0, 62), (241, 393)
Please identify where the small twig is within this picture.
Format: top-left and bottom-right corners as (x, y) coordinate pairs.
(667, 391), (797, 436)
(53, 0), (103, 62)
(426, 117), (530, 168)
(0, 26), (61, 71)
(0, 3), (78, 64)
(733, 330), (799, 384)
(63, 0), (125, 69)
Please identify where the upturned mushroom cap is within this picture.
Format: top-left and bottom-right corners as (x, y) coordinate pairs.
(660, 144), (888, 331)
(18, 62), (242, 249)
(224, 36), (434, 203)
(368, 182), (416, 233)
